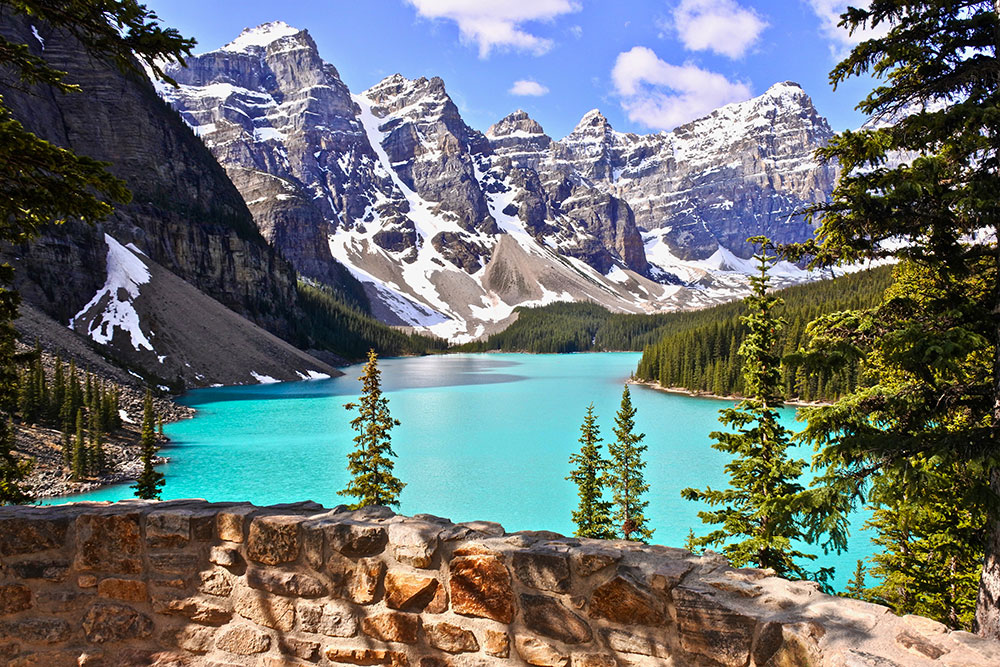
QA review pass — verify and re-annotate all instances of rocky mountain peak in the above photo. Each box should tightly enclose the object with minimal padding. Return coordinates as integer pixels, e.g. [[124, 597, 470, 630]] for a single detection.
[[573, 109, 612, 133], [487, 109, 547, 139], [221, 21, 305, 53]]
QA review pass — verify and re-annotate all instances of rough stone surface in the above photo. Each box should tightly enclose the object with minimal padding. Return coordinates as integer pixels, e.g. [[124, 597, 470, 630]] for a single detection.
[[75, 513, 142, 574], [232, 587, 296, 631], [588, 574, 665, 626], [513, 550, 571, 592], [361, 611, 421, 644], [0, 502, 997, 667], [246, 515, 300, 565], [82, 602, 154, 643], [485, 629, 510, 658], [449, 553, 515, 623], [387, 520, 440, 568], [97, 578, 147, 603], [425, 622, 479, 653], [215, 624, 271, 655], [384, 572, 439, 611], [0, 584, 32, 615]]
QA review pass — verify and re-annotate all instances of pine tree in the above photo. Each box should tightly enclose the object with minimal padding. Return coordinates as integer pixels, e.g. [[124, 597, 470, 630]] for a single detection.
[[50, 356, 64, 423], [607, 385, 652, 542], [340, 349, 404, 509], [777, 0, 1000, 636], [132, 390, 164, 500], [682, 239, 824, 581], [843, 560, 867, 601], [88, 398, 104, 475], [72, 408, 86, 480], [567, 404, 614, 539]]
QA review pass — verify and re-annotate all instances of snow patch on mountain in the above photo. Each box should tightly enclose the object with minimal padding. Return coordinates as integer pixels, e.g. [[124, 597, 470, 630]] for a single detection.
[[70, 234, 154, 352], [223, 21, 301, 53]]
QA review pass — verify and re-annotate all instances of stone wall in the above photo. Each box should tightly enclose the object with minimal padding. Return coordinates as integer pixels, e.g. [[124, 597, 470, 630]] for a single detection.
[[1, 501, 998, 666]]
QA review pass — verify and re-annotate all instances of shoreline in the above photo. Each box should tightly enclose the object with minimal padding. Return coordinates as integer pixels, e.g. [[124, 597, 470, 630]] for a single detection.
[[628, 378, 832, 408]]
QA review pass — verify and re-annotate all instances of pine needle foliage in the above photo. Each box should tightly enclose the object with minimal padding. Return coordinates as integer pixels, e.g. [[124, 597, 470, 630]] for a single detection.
[[608, 385, 653, 542], [682, 239, 824, 582], [567, 404, 615, 539], [340, 349, 404, 509], [132, 390, 164, 500]]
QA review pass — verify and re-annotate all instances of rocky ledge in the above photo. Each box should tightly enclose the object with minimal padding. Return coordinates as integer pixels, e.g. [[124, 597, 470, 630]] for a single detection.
[[0, 501, 997, 666]]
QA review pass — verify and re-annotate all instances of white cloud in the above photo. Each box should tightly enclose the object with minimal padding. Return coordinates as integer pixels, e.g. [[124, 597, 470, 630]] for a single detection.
[[806, 0, 890, 55], [611, 46, 751, 130], [509, 79, 550, 96], [403, 0, 581, 58], [671, 0, 767, 59]]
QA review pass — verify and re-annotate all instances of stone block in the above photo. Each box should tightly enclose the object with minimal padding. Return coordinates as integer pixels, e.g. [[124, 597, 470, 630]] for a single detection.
[[896, 631, 949, 660], [605, 629, 671, 659], [152, 593, 232, 625], [0, 584, 32, 615], [425, 622, 479, 653], [209, 546, 242, 568], [572, 655, 618, 667], [673, 585, 757, 667], [0, 617, 72, 643], [386, 520, 440, 567], [9, 559, 69, 581], [217, 506, 255, 543], [233, 586, 295, 631], [145, 511, 191, 548], [485, 629, 510, 658], [588, 574, 666, 626], [302, 521, 326, 570], [279, 636, 321, 661], [247, 515, 301, 565], [78, 574, 98, 588], [324, 648, 409, 666], [36, 589, 93, 613], [74, 513, 142, 574], [216, 624, 271, 655], [571, 549, 621, 577], [97, 578, 147, 603], [521, 593, 592, 644], [384, 571, 439, 611], [348, 558, 385, 604], [149, 552, 201, 575], [0, 517, 69, 556], [516, 635, 569, 667], [247, 567, 327, 598], [297, 600, 358, 637], [361, 611, 421, 644], [82, 602, 154, 643], [513, 549, 570, 592], [327, 522, 388, 557], [198, 568, 234, 597], [449, 554, 514, 623]]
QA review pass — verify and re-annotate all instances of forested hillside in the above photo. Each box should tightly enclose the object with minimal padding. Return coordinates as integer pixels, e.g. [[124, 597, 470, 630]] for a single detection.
[[635, 266, 892, 401]]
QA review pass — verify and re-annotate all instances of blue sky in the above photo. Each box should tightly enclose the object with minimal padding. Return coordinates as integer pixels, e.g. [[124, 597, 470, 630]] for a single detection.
[[145, 0, 881, 139]]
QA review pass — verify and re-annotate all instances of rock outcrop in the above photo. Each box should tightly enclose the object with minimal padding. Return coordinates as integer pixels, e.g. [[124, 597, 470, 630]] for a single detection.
[[1, 501, 997, 666], [0, 16, 338, 384]]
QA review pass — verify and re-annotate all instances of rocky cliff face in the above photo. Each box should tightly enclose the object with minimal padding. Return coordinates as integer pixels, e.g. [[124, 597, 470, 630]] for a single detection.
[[0, 17, 334, 385], [156, 22, 837, 341], [1, 501, 997, 666]]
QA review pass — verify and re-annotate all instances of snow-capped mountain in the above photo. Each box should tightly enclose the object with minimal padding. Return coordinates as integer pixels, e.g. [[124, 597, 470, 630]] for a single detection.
[[158, 21, 836, 340]]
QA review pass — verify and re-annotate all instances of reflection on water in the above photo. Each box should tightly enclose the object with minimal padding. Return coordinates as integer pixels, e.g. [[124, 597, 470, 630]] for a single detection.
[[183, 354, 526, 405]]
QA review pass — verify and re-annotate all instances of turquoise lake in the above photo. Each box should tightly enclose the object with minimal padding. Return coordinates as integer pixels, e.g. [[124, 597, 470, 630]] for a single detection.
[[54, 352, 874, 589]]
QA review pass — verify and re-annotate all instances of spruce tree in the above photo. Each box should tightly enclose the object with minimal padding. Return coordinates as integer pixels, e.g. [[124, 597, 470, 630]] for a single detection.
[[682, 239, 821, 581], [340, 349, 404, 509], [72, 408, 86, 480], [132, 390, 165, 500], [567, 404, 614, 539], [50, 356, 64, 423], [777, 0, 1000, 636], [88, 401, 104, 475], [843, 560, 867, 601], [607, 385, 652, 542]]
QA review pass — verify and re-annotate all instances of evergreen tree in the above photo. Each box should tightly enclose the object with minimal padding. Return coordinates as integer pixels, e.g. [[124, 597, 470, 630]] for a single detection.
[[843, 560, 867, 601], [132, 390, 164, 500], [50, 356, 64, 423], [777, 0, 1000, 636], [340, 349, 404, 509], [607, 385, 652, 542], [88, 398, 104, 475], [567, 404, 615, 539], [72, 408, 86, 480], [682, 239, 824, 581]]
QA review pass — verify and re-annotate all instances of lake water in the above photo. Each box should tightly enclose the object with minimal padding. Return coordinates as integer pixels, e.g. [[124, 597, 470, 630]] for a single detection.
[[55, 352, 874, 589]]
